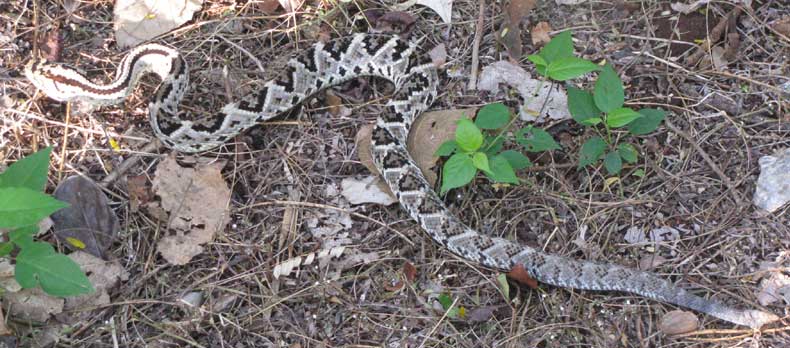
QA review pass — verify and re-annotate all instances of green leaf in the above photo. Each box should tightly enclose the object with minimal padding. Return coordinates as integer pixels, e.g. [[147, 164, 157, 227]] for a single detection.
[[9, 225, 38, 249], [484, 155, 519, 184], [546, 57, 600, 81], [435, 140, 457, 157], [628, 108, 667, 135], [604, 151, 623, 174], [633, 168, 646, 177], [539, 30, 573, 63], [516, 127, 561, 152], [440, 153, 477, 194], [0, 242, 13, 257], [567, 87, 601, 125], [578, 136, 607, 168], [593, 64, 624, 113], [606, 107, 643, 128], [497, 273, 510, 299], [0, 147, 52, 191], [618, 143, 638, 164], [499, 150, 532, 170], [527, 54, 548, 76], [582, 117, 603, 126], [0, 187, 68, 229], [475, 103, 511, 129], [455, 119, 483, 152], [484, 136, 505, 156], [15, 242, 94, 297], [471, 152, 491, 173], [438, 293, 453, 310]]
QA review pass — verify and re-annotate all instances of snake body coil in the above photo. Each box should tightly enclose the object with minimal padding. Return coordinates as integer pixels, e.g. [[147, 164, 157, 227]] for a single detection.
[[24, 34, 778, 328]]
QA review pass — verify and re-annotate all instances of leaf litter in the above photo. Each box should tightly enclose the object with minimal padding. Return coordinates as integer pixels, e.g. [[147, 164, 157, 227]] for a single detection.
[[151, 154, 231, 265]]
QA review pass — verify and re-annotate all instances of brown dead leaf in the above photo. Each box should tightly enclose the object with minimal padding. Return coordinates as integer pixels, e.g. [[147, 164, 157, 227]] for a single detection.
[[51, 176, 119, 260], [406, 109, 476, 186], [356, 125, 380, 176], [466, 305, 498, 323], [357, 109, 475, 187], [658, 310, 699, 335], [326, 91, 344, 116], [3, 288, 64, 322], [0, 308, 10, 336], [383, 280, 404, 292], [507, 264, 538, 289], [152, 154, 231, 265], [530, 22, 552, 46], [403, 261, 417, 283], [63, 252, 129, 320], [773, 16, 790, 38], [127, 174, 152, 213], [501, 0, 537, 60], [373, 11, 416, 34], [256, 0, 281, 14]]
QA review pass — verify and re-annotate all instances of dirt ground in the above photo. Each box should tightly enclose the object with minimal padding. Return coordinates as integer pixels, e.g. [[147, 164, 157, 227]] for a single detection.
[[1, 0, 789, 347]]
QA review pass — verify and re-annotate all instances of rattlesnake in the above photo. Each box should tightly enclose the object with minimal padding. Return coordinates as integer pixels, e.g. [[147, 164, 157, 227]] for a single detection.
[[24, 34, 778, 328]]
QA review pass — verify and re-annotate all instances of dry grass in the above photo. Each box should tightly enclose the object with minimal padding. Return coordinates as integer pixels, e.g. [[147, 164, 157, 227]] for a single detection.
[[1, 0, 789, 347]]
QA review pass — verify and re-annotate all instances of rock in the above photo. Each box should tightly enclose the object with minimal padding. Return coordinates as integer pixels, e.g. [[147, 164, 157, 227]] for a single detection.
[[753, 148, 790, 212]]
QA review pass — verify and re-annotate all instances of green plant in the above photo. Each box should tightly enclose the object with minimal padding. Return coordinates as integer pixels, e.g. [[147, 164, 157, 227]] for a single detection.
[[436, 31, 666, 192], [435, 103, 559, 193], [0, 147, 94, 297], [529, 31, 666, 174]]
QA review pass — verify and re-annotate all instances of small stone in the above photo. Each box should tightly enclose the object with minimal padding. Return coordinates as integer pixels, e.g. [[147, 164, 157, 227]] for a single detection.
[[753, 148, 790, 212]]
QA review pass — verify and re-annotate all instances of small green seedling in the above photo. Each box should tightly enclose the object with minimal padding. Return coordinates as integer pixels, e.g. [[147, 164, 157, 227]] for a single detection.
[[530, 31, 666, 175], [0, 147, 94, 297], [435, 103, 560, 194], [436, 30, 666, 192]]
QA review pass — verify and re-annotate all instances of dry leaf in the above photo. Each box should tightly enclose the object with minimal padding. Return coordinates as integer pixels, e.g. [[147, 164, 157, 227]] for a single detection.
[[531, 22, 552, 46], [0, 308, 10, 336], [127, 174, 153, 213], [466, 306, 498, 323], [710, 46, 727, 70], [429, 43, 447, 67], [51, 176, 119, 260], [500, 0, 536, 60], [341, 176, 397, 206], [406, 109, 476, 185], [152, 154, 231, 265], [374, 11, 416, 34], [403, 261, 417, 283], [756, 254, 790, 306], [3, 288, 64, 322], [772, 16, 790, 38], [507, 264, 538, 289], [357, 109, 473, 186], [400, 0, 452, 24], [114, 0, 204, 48], [383, 280, 404, 292], [478, 61, 570, 122], [63, 252, 129, 320], [325, 91, 344, 117], [256, 0, 281, 14], [658, 310, 699, 335]]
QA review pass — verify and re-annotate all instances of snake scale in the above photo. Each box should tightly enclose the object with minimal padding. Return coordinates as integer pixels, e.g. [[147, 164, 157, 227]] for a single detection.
[[24, 34, 778, 328]]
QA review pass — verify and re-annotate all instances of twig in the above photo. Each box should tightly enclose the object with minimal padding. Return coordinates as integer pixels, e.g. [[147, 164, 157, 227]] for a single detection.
[[467, 0, 485, 90], [251, 200, 415, 246], [663, 117, 739, 200], [99, 140, 162, 187]]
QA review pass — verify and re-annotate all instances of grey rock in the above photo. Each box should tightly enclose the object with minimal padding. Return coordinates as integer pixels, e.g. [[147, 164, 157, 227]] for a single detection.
[[754, 148, 790, 212]]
